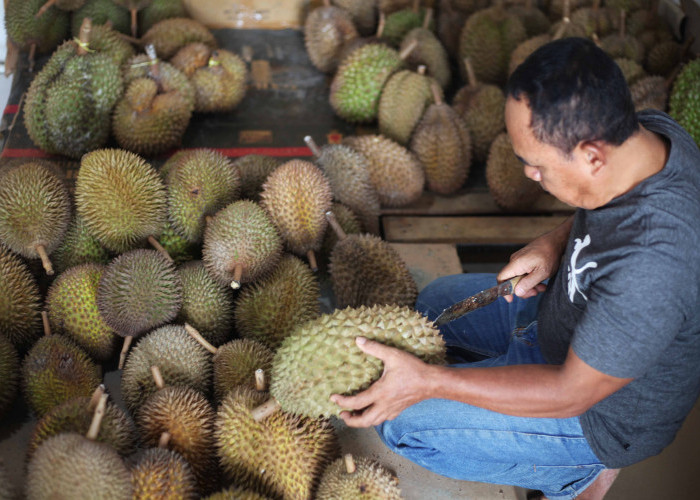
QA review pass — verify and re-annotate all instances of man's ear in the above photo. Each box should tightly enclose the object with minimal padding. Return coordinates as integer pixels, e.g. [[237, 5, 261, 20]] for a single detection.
[[579, 141, 606, 175]]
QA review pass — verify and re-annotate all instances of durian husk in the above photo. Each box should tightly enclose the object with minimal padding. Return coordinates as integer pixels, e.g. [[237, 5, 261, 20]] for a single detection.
[[0, 335, 19, 418], [232, 155, 282, 201], [400, 27, 452, 89], [138, 0, 189, 35], [486, 133, 543, 211], [202, 486, 271, 500], [332, 0, 376, 35], [316, 455, 402, 499], [216, 386, 339, 500], [304, 5, 359, 73], [378, 69, 437, 145], [131, 447, 198, 500], [615, 57, 646, 85], [190, 49, 249, 113], [271, 304, 445, 417], [630, 75, 668, 112], [452, 80, 505, 164], [52, 214, 110, 275], [669, 59, 700, 144], [140, 17, 216, 59], [213, 339, 274, 401], [5, 0, 70, 54]]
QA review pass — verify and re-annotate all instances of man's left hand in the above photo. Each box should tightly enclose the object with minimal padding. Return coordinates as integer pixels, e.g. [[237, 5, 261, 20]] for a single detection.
[[330, 337, 435, 428]]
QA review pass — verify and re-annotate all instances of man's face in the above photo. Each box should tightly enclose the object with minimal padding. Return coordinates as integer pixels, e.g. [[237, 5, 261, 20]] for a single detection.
[[504, 96, 594, 208]]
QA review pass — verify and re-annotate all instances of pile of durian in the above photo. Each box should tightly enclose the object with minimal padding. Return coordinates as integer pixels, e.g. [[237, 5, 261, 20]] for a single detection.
[[305, 0, 700, 209]]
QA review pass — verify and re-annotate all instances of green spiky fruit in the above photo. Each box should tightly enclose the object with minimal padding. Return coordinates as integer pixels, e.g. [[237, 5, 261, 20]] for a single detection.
[[234, 254, 320, 350], [121, 324, 212, 412], [157, 219, 200, 265], [170, 42, 211, 77], [344, 135, 424, 207], [669, 60, 700, 146], [260, 160, 332, 258], [316, 456, 401, 499], [165, 149, 241, 243], [189, 49, 249, 113], [131, 447, 198, 499], [233, 155, 281, 201], [71, 0, 131, 36], [509, 4, 551, 37], [24, 37, 124, 158], [178, 261, 234, 347], [203, 200, 283, 289], [378, 69, 437, 145], [453, 80, 505, 163], [569, 7, 616, 37], [314, 143, 381, 234], [304, 5, 358, 73], [0, 245, 43, 350], [271, 304, 445, 417], [509, 34, 550, 76], [320, 203, 362, 266], [203, 486, 271, 500], [52, 215, 110, 275], [615, 57, 646, 85], [411, 97, 472, 195], [137, 385, 219, 494], [645, 40, 681, 77], [47, 264, 118, 361], [216, 386, 339, 500], [141, 17, 216, 59], [28, 391, 137, 458], [76, 149, 167, 253], [97, 249, 182, 338], [400, 27, 452, 89], [0, 162, 70, 267], [330, 43, 404, 122], [486, 133, 543, 211], [26, 433, 133, 500], [0, 335, 19, 418], [331, 0, 376, 35], [22, 335, 101, 418], [547, 17, 587, 39], [138, 0, 188, 35], [547, 0, 589, 21], [87, 23, 136, 66], [329, 234, 418, 309], [124, 54, 196, 110], [5, 0, 70, 54], [382, 8, 433, 47], [601, 32, 644, 64], [631, 75, 667, 112], [213, 339, 274, 401], [459, 6, 527, 85]]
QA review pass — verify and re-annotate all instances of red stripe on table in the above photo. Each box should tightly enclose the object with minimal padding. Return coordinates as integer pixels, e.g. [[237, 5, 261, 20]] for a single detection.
[[4, 105, 19, 114]]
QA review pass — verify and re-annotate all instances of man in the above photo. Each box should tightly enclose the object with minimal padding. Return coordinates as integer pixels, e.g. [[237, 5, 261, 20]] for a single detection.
[[330, 38, 700, 499]]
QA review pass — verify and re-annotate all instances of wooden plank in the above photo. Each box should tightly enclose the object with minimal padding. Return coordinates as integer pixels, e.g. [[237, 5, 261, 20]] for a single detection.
[[380, 189, 573, 216], [383, 216, 570, 245], [389, 243, 463, 292]]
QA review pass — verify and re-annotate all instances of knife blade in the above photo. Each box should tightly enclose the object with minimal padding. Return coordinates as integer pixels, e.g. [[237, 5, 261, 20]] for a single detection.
[[433, 275, 524, 327]]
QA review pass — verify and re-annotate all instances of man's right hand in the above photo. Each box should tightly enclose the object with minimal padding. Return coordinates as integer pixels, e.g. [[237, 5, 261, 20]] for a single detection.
[[497, 216, 574, 301]]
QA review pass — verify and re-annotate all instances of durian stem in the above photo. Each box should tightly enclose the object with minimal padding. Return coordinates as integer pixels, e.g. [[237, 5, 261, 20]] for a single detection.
[[464, 58, 478, 89], [376, 12, 386, 38], [88, 385, 106, 412], [36, 244, 54, 276], [184, 323, 218, 355], [412, 0, 420, 14], [304, 135, 322, 158], [130, 8, 138, 38], [399, 39, 418, 60], [422, 8, 433, 29], [86, 394, 108, 441], [553, 18, 570, 41], [344, 453, 356, 474], [325, 211, 347, 240], [41, 311, 51, 336], [231, 263, 243, 290], [255, 369, 266, 391], [35, 0, 57, 19], [151, 365, 165, 390], [417, 65, 426, 75], [147, 235, 174, 263], [251, 398, 281, 422], [430, 82, 442, 105], [145, 44, 162, 82], [28, 44, 37, 73], [115, 32, 141, 45], [158, 432, 171, 448], [77, 17, 92, 56], [118, 336, 133, 370], [307, 250, 318, 272], [563, 0, 570, 20]]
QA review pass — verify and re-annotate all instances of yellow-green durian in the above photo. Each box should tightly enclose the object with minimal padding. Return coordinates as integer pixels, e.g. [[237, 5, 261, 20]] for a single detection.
[[141, 17, 216, 59], [316, 455, 402, 499], [52, 214, 110, 275], [131, 446, 199, 500], [212, 338, 274, 401]]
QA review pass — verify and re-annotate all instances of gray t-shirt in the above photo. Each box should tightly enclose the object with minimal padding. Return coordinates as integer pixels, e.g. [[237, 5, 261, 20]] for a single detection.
[[537, 110, 700, 469]]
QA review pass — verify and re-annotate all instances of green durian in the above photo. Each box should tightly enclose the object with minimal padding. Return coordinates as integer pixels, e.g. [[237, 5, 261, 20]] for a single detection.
[[630, 75, 667, 112], [645, 40, 681, 77], [141, 17, 216, 59], [5, 0, 69, 54], [131, 446, 198, 500], [71, 0, 131, 36], [382, 7, 433, 47], [316, 455, 401, 499], [669, 59, 700, 146], [232, 155, 281, 201], [189, 49, 249, 113], [509, 3, 551, 37], [615, 57, 646, 85], [157, 219, 200, 265], [52, 214, 110, 275], [211, 337, 274, 401], [138, 0, 188, 35], [87, 23, 135, 66], [203, 486, 271, 500], [400, 26, 452, 89]]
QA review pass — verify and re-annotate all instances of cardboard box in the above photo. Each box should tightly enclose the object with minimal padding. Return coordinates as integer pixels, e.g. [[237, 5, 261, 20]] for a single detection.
[[183, 0, 313, 29]]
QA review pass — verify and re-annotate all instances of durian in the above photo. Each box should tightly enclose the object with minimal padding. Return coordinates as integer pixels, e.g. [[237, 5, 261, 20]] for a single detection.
[[156, 219, 200, 265], [332, 0, 376, 35], [615, 57, 646, 85], [131, 433, 198, 500], [382, 2, 433, 47], [630, 75, 668, 112], [645, 40, 681, 77], [139, 0, 188, 35], [141, 17, 216, 59], [0, 335, 19, 418], [202, 200, 283, 289], [233, 155, 282, 201], [509, 0, 551, 37], [0, 461, 15, 500], [669, 59, 700, 145], [316, 454, 401, 499], [113, 0, 153, 37], [400, 21, 452, 89], [5, 0, 69, 59], [304, 2, 359, 73], [486, 133, 543, 210], [52, 214, 110, 275], [203, 486, 271, 500], [600, 10, 644, 63], [319, 202, 362, 268], [71, 0, 131, 36], [0, 162, 70, 276]]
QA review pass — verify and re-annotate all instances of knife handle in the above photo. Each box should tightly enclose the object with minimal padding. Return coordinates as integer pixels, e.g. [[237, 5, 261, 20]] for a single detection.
[[501, 275, 524, 296]]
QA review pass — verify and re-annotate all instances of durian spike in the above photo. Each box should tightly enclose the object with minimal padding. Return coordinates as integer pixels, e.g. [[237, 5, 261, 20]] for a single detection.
[[251, 398, 281, 422], [619, 9, 626, 38], [377, 12, 386, 38], [88, 384, 107, 412], [344, 454, 356, 474], [399, 39, 419, 60], [35, 0, 57, 19], [307, 250, 318, 272], [464, 58, 478, 89], [130, 8, 138, 38], [76, 17, 92, 57], [230, 263, 243, 290], [86, 393, 108, 441], [422, 8, 433, 29], [430, 82, 443, 105], [158, 432, 171, 448], [325, 211, 348, 241], [412, 0, 420, 13], [184, 323, 218, 355], [41, 310, 51, 336], [553, 18, 570, 41], [147, 236, 174, 263], [304, 135, 322, 158], [35, 244, 54, 275], [255, 369, 266, 391], [417, 65, 426, 75], [118, 336, 133, 370], [151, 365, 165, 390], [28, 44, 37, 73]]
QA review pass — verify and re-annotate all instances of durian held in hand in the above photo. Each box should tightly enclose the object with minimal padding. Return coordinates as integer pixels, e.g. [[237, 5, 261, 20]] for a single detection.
[[252, 304, 446, 421]]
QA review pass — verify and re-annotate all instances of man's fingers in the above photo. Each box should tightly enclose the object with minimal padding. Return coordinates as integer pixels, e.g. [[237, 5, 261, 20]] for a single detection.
[[354, 336, 395, 361], [331, 385, 377, 411], [338, 406, 384, 428]]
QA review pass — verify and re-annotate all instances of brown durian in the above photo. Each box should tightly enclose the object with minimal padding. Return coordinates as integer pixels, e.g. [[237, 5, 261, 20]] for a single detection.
[[486, 133, 543, 211]]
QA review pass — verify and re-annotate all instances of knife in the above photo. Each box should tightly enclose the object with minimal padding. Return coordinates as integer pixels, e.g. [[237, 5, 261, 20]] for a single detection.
[[433, 275, 524, 327]]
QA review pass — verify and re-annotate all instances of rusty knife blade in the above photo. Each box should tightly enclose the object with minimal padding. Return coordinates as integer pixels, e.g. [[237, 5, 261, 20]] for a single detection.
[[433, 276, 523, 327]]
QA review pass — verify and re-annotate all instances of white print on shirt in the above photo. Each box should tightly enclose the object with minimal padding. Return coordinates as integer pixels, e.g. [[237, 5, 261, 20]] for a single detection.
[[567, 234, 598, 303]]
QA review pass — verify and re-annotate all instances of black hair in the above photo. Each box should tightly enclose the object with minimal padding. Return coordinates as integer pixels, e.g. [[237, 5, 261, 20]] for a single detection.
[[506, 37, 639, 155]]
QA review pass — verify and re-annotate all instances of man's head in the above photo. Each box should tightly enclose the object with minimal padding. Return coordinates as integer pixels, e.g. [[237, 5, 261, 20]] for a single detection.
[[504, 38, 640, 208]]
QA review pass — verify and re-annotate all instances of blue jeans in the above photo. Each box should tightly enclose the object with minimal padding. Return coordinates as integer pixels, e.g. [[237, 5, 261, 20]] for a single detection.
[[376, 274, 606, 499]]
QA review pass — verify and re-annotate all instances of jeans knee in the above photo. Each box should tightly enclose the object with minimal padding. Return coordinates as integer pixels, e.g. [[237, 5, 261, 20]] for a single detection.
[[375, 417, 405, 452]]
